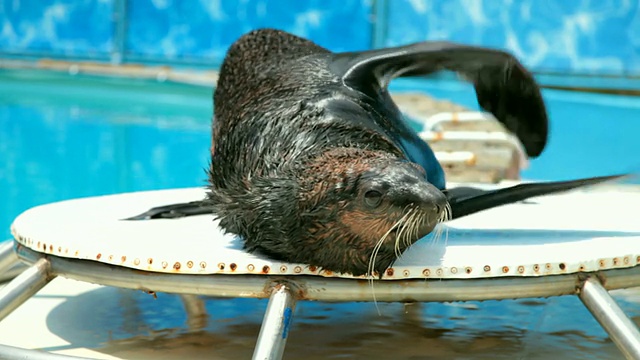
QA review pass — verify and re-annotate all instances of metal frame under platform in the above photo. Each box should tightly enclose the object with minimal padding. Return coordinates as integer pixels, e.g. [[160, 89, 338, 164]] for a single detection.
[[1, 241, 640, 360]]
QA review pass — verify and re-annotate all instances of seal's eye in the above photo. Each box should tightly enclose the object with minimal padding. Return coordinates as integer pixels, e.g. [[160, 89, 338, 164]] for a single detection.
[[363, 190, 383, 208]]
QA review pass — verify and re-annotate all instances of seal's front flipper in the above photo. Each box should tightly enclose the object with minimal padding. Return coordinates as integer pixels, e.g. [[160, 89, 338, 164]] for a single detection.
[[445, 174, 627, 219], [331, 42, 548, 157], [123, 200, 213, 220]]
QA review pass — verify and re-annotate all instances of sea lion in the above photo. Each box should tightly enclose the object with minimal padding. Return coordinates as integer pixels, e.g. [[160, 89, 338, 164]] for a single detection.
[[127, 29, 623, 276]]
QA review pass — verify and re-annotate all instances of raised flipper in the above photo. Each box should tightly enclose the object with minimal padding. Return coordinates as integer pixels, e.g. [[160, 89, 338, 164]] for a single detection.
[[445, 174, 628, 219], [330, 42, 548, 157], [123, 200, 213, 220]]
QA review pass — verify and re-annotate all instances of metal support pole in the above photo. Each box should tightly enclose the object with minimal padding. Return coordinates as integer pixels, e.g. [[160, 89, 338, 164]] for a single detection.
[[0, 241, 18, 274], [0, 258, 54, 321], [578, 277, 640, 360], [180, 294, 208, 331], [252, 283, 298, 360]]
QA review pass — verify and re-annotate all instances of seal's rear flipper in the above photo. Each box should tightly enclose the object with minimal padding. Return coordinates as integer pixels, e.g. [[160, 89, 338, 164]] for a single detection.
[[331, 42, 548, 157], [445, 174, 628, 219], [123, 200, 212, 220]]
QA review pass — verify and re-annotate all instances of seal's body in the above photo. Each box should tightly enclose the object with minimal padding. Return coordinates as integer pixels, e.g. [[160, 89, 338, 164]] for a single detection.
[[128, 29, 623, 276]]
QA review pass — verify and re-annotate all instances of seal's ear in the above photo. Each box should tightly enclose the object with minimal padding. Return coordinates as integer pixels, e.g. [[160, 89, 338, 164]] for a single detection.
[[330, 42, 548, 158]]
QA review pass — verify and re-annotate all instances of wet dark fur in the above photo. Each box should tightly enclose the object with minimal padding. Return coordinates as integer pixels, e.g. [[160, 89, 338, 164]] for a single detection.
[[127, 29, 625, 276], [209, 31, 418, 275]]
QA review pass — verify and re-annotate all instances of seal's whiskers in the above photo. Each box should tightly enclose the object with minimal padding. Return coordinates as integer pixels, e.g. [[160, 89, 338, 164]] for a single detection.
[[443, 201, 452, 245], [395, 207, 416, 258], [429, 200, 451, 246], [368, 210, 412, 314], [410, 208, 425, 245]]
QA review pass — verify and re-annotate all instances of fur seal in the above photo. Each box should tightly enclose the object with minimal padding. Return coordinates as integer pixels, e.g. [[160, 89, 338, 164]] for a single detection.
[[127, 29, 624, 276]]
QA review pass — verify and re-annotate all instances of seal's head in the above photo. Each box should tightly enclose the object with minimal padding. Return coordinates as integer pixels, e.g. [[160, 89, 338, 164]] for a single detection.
[[291, 148, 449, 276], [221, 148, 449, 275]]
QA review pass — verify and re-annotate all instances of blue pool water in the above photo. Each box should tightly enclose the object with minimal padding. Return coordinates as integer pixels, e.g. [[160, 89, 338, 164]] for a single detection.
[[1, 69, 639, 358], [0, 69, 212, 240], [3, 69, 640, 241]]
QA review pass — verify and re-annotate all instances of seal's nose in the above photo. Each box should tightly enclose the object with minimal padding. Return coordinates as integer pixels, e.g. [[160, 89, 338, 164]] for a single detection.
[[414, 182, 448, 214]]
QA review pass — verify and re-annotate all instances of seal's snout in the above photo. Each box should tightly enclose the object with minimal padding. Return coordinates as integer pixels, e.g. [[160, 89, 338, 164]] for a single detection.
[[380, 162, 448, 214], [413, 183, 448, 213]]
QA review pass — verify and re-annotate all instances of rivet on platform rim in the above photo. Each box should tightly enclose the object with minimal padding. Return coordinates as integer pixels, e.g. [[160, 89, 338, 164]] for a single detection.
[[502, 266, 509, 273], [280, 265, 287, 273], [483, 265, 491, 272], [134, 258, 140, 266], [545, 263, 552, 270], [173, 262, 181, 270], [121, 256, 127, 262], [294, 266, 302, 273], [517, 266, 524, 274], [147, 258, 153, 265], [218, 263, 225, 270], [465, 267, 472, 274], [308, 265, 317, 272], [450, 267, 458, 274], [423, 269, 430, 276], [599, 259, 606, 268], [230, 263, 237, 271], [386, 268, 394, 276], [108, 255, 113, 261], [613, 257, 620, 266], [559, 263, 566, 270], [96, 253, 102, 260], [624, 257, 630, 265], [262, 265, 270, 273], [162, 261, 168, 269], [200, 261, 207, 269], [187, 261, 193, 268], [533, 264, 540, 272], [403, 270, 410, 277], [436, 268, 443, 276], [247, 264, 254, 271]]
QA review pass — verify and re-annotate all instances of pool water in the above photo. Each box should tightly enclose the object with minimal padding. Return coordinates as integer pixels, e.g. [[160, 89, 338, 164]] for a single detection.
[[3, 69, 640, 241], [0, 69, 212, 240], [41, 286, 640, 359], [1, 68, 639, 359]]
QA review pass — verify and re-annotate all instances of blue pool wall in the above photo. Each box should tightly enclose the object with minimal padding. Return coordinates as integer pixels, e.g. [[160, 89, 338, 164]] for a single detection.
[[2, 0, 640, 77]]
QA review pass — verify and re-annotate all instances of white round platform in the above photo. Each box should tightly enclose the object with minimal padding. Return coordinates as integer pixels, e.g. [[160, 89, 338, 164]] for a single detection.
[[10, 184, 640, 280]]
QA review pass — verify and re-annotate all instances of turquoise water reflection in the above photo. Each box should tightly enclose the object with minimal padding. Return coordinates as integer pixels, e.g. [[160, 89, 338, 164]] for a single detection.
[[1, 68, 639, 358], [3, 69, 640, 239], [44, 286, 640, 359], [3, 70, 640, 240], [0, 69, 212, 239]]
